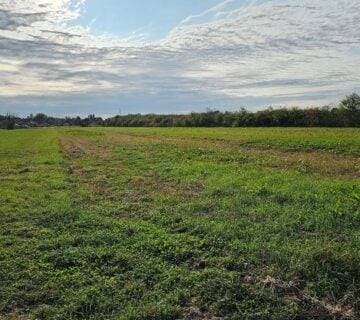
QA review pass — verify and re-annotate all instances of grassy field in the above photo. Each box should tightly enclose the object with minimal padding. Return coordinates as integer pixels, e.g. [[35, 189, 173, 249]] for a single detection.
[[0, 127, 359, 319]]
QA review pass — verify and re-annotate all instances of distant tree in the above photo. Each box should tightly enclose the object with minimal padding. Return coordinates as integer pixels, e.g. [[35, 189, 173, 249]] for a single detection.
[[340, 93, 360, 111], [33, 113, 47, 124], [5, 113, 16, 130], [74, 116, 82, 126]]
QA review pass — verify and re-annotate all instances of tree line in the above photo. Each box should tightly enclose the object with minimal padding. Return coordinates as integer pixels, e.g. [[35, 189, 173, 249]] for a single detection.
[[105, 93, 360, 128], [1, 93, 359, 129], [0, 113, 103, 130]]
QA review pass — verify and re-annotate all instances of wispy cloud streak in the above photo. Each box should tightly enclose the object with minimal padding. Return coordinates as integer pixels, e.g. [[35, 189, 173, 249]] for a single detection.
[[0, 0, 360, 115]]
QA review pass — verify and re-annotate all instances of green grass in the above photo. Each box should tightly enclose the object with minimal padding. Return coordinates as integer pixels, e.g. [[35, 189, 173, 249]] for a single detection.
[[0, 127, 359, 319], [98, 127, 360, 155]]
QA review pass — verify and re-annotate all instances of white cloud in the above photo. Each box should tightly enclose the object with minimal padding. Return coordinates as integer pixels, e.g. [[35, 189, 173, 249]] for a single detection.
[[179, 0, 235, 25], [0, 0, 360, 115]]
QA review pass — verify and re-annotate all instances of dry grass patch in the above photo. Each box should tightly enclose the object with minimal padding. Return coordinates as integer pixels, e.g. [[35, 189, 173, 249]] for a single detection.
[[106, 132, 359, 179], [244, 273, 357, 320], [58, 135, 112, 160]]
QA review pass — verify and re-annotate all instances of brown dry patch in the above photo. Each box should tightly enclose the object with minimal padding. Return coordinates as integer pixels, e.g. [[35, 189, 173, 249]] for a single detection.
[[58, 135, 112, 160], [72, 167, 97, 177], [58, 135, 82, 159], [130, 175, 204, 199], [244, 274, 357, 319], [71, 170, 114, 198], [106, 133, 359, 179], [58, 135, 116, 198], [159, 182, 205, 198], [84, 175, 113, 196], [266, 150, 359, 178], [183, 303, 224, 320], [122, 190, 146, 202], [106, 133, 145, 145], [0, 315, 28, 320], [305, 296, 356, 319], [106, 133, 165, 149]]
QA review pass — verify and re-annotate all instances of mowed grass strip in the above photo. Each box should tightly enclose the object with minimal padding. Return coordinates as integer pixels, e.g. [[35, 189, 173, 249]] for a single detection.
[[103, 131, 359, 179], [0, 128, 359, 320], [95, 127, 360, 156]]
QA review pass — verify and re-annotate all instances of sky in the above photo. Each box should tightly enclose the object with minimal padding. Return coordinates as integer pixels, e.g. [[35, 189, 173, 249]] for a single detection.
[[0, 0, 360, 117]]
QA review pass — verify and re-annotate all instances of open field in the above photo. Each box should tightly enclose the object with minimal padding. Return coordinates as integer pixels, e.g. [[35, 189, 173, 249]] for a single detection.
[[0, 127, 359, 319]]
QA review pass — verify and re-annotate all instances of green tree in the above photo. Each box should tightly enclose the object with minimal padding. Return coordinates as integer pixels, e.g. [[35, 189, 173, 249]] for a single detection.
[[33, 113, 47, 124], [340, 93, 360, 111], [5, 113, 16, 130]]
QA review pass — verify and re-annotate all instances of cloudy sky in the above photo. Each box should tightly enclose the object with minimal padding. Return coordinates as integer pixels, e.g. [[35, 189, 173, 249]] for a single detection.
[[0, 0, 360, 117]]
